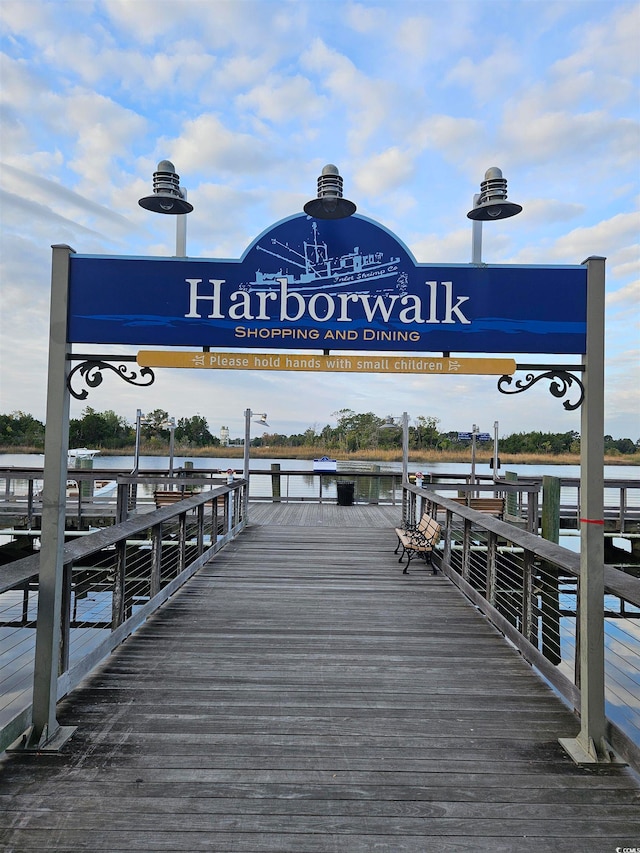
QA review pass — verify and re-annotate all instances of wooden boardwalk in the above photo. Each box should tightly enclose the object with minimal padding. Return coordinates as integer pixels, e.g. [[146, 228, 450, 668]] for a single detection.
[[1, 504, 639, 851]]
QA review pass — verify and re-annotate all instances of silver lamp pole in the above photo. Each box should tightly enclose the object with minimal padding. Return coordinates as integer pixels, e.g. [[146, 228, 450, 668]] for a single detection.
[[133, 409, 143, 474], [492, 420, 500, 480], [243, 409, 269, 519], [401, 411, 409, 485], [381, 413, 409, 485]]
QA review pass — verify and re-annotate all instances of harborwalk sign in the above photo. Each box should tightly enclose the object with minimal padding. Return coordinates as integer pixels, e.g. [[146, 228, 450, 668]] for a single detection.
[[68, 213, 588, 363]]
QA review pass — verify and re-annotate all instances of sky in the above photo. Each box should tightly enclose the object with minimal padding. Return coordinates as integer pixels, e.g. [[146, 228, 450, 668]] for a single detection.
[[1, 0, 639, 444]]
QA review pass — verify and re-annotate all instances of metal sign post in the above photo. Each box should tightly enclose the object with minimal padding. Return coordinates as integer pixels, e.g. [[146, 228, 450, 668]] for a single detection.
[[21, 246, 76, 751], [559, 256, 613, 764]]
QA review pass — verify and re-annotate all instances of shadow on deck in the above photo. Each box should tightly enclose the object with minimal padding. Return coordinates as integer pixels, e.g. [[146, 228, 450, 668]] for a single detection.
[[1, 504, 639, 851]]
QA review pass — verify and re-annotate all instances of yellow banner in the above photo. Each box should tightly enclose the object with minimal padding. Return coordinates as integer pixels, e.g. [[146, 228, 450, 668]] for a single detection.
[[137, 351, 516, 376]]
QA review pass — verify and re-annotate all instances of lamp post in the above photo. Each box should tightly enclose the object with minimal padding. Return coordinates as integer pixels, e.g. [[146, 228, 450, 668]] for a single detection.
[[138, 160, 193, 257], [381, 412, 409, 484], [492, 420, 500, 480], [467, 167, 522, 264], [243, 409, 269, 518], [159, 416, 176, 487], [133, 409, 144, 475], [470, 424, 479, 496], [130, 409, 152, 510]]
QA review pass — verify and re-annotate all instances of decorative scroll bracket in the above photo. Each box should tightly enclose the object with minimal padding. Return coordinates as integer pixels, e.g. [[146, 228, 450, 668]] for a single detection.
[[67, 356, 155, 400], [497, 366, 585, 411]]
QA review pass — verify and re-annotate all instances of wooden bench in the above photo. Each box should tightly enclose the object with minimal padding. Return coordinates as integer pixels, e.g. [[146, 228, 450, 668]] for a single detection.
[[448, 497, 505, 518], [154, 490, 225, 511], [394, 512, 441, 574], [154, 490, 187, 508]]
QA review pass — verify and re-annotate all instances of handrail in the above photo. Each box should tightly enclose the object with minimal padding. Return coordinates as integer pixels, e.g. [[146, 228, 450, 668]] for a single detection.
[[423, 489, 640, 606], [0, 481, 246, 753], [405, 484, 640, 769]]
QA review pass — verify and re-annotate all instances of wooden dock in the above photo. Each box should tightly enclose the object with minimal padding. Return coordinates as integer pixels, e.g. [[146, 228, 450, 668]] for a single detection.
[[1, 504, 639, 851]]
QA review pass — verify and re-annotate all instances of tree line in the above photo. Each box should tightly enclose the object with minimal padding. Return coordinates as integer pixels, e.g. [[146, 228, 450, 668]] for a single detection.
[[1, 408, 638, 457], [0, 408, 218, 450]]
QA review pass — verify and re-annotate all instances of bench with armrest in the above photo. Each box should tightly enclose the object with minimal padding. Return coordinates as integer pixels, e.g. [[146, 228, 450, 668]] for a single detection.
[[394, 511, 442, 574]]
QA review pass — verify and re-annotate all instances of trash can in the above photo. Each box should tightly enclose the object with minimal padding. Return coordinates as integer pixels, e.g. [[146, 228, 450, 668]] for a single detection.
[[336, 481, 355, 506]]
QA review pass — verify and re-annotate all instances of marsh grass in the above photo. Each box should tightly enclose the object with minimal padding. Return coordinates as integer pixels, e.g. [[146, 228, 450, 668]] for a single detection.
[[2, 444, 637, 466]]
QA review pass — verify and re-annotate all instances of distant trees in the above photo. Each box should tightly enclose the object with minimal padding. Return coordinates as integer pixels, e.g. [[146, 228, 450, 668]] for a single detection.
[[176, 415, 217, 447], [499, 430, 581, 455], [605, 435, 639, 456], [0, 409, 637, 456], [0, 411, 45, 447], [69, 407, 131, 449]]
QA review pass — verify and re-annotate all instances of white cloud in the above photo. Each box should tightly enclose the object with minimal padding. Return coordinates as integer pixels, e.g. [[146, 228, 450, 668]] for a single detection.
[[214, 53, 278, 94], [410, 115, 482, 164], [166, 114, 278, 176], [445, 41, 523, 103], [1, 0, 60, 37], [519, 198, 585, 226], [408, 228, 469, 265], [1, 51, 49, 108], [555, 4, 640, 80], [103, 0, 205, 45], [353, 147, 416, 196], [502, 105, 637, 169], [607, 280, 640, 310], [344, 2, 387, 34], [546, 212, 640, 267], [300, 37, 397, 153], [237, 75, 327, 124], [393, 14, 434, 67]]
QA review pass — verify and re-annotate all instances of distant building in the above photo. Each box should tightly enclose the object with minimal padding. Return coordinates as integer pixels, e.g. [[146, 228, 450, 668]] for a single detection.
[[220, 426, 230, 446]]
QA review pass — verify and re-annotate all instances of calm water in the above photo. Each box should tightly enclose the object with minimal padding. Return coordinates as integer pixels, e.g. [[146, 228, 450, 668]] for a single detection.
[[1, 451, 638, 479]]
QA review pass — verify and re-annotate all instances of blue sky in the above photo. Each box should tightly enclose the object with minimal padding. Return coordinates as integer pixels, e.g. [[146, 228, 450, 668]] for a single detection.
[[1, 0, 638, 443]]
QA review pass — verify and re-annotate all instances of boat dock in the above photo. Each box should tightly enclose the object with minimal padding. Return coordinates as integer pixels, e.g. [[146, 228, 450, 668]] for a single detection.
[[1, 501, 640, 851]]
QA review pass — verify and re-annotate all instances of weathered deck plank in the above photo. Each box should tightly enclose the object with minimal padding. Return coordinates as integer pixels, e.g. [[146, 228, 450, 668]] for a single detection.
[[1, 504, 639, 851]]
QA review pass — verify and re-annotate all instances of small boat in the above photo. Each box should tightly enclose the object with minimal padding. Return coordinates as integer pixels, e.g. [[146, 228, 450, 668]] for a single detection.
[[68, 448, 101, 462]]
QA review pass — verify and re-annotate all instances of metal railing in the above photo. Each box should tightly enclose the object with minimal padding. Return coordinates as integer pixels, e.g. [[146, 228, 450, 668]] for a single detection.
[[404, 485, 640, 769], [1, 466, 638, 531], [0, 481, 245, 753]]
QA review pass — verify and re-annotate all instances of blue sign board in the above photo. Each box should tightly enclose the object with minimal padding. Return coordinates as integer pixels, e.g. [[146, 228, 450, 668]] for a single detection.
[[68, 213, 587, 354]]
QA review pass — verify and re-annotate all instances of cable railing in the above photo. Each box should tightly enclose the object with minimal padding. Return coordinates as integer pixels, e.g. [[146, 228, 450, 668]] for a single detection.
[[1, 467, 638, 533], [0, 481, 245, 753], [404, 485, 640, 768]]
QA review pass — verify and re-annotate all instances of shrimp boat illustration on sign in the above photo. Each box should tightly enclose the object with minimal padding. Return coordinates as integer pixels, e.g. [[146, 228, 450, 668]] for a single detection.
[[249, 221, 403, 293]]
